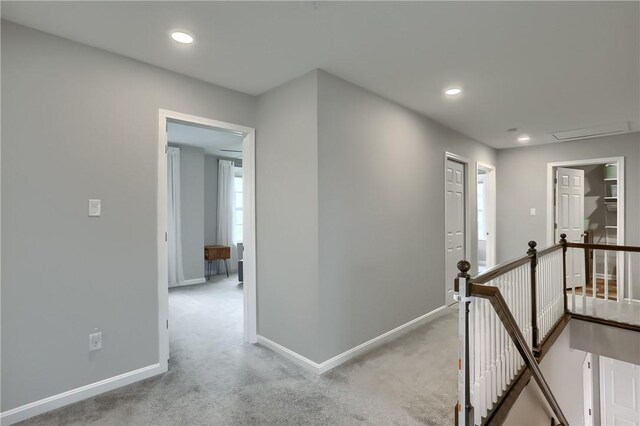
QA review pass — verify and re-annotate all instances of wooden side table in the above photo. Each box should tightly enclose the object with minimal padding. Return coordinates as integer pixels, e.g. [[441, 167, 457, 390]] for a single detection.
[[204, 245, 231, 280]]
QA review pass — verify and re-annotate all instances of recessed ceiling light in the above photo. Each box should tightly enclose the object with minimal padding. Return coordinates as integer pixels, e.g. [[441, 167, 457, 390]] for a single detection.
[[518, 135, 531, 143], [171, 31, 194, 44], [444, 87, 462, 96]]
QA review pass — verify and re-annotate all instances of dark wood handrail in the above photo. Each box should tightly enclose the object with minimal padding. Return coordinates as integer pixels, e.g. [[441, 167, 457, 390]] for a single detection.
[[537, 244, 563, 257], [470, 244, 562, 285], [566, 241, 640, 253], [471, 255, 532, 284], [469, 283, 569, 426]]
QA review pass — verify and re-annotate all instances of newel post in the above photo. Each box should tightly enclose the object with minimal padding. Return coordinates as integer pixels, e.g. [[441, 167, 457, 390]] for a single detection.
[[528, 241, 539, 350], [560, 233, 568, 312], [455, 260, 474, 426]]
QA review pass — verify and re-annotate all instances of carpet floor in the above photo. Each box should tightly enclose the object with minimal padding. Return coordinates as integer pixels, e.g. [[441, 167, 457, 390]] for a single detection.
[[19, 275, 458, 425]]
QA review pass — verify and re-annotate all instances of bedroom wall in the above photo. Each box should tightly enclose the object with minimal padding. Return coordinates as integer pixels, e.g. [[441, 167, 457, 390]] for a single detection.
[[204, 155, 219, 246], [168, 144, 205, 284]]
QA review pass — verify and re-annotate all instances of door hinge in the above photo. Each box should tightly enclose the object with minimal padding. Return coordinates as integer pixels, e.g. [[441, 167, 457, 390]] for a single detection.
[[588, 361, 591, 368], [165, 232, 168, 241], [588, 408, 591, 416], [554, 177, 558, 184], [165, 145, 168, 154], [166, 319, 169, 329], [554, 223, 558, 229]]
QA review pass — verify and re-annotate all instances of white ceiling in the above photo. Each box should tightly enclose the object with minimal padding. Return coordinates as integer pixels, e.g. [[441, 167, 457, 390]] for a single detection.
[[167, 120, 244, 158], [3, 1, 639, 149]]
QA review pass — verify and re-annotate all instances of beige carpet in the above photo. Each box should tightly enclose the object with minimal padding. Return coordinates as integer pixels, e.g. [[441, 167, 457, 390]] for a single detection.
[[19, 275, 458, 425]]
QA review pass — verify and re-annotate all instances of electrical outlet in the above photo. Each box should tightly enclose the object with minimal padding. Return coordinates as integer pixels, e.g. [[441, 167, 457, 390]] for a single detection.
[[530, 208, 536, 216], [89, 331, 102, 351]]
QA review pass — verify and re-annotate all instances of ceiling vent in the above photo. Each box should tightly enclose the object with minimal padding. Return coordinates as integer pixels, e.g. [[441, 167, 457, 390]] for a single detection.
[[550, 122, 629, 141]]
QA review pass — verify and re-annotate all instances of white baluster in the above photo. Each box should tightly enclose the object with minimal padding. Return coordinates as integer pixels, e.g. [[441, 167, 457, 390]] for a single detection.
[[593, 249, 597, 299], [629, 252, 633, 301], [490, 304, 497, 404], [604, 250, 609, 301]]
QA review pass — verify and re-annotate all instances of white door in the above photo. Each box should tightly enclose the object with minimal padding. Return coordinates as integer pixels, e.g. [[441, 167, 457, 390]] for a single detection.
[[601, 356, 640, 425], [446, 159, 466, 303], [555, 167, 584, 288]]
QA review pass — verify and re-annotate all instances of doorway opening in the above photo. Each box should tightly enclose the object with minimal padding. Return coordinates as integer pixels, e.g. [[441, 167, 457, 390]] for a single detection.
[[547, 157, 625, 297], [476, 162, 496, 273], [158, 110, 256, 370], [445, 152, 470, 305]]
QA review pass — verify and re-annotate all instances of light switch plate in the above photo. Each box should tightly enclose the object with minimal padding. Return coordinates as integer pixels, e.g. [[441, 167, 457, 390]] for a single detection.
[[89, 199, 101, 217], [530, 208, 536, 216]]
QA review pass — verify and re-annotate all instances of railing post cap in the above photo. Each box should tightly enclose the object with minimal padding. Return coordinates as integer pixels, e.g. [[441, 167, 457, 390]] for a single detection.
[[528, 241, 537, 249], [457, 260, 471, 278], [560, 233, 567, 243]]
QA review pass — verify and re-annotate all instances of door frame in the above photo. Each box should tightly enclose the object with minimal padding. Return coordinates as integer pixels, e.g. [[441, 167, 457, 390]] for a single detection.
[[476, 162, 497, 269], [583, 353, 594, 426], [546, 156, 625, 287], [444, 152, 471, 304], [157, 109, 257, 369]]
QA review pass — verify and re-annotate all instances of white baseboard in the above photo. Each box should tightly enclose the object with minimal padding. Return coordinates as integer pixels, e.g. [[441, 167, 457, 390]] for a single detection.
[[168, 277, 206, 288], [0, 363, 165, 426], [258, 305, 449, 375], [257, 336, 323, 373]]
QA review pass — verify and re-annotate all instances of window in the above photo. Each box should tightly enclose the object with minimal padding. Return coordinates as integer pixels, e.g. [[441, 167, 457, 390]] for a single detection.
[[234, 167, 243, 243]]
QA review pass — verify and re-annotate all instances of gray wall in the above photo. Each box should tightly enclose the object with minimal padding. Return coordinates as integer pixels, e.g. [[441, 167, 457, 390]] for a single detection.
[[204, 155, 219, 246], [169, 144, 205, 283], [497, 132, 640, 260], [505, 325, 586, 425], [496, 132, 640, 296], [1, 21, 256, 411], [316, 71, 496, 362], [256, 70, 321, 361]]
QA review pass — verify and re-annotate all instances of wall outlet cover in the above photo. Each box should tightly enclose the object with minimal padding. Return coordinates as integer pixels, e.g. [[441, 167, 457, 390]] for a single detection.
[[89, 331, 102, 351]]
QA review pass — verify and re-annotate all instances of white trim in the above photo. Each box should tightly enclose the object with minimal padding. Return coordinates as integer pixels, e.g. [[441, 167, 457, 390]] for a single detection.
[[169, 277, 206, 288], [258, 305, 449, 375], [444, 152, 471, 304], [476, 162, 497, 269], [158, 109, 258, 365], [241, 131, 257, 343], [0, 364, 164, 426], [583, 354, 594, 426], [546, 157, 625, 287], [256, 336, 322, 373]]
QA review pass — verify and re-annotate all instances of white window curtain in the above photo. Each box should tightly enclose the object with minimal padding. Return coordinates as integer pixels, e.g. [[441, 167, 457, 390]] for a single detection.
[[167, 147, 185, 286], [217, 159, 238, 272]]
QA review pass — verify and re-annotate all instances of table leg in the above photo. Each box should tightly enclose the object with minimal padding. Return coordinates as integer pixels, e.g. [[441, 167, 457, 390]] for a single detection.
[[224, 259, 229, 278]]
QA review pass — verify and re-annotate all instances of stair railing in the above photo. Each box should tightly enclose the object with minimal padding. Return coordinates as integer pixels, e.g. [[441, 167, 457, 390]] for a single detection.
[[455, 240, 568, 426]]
